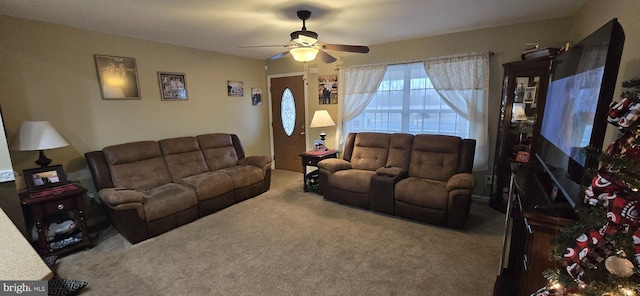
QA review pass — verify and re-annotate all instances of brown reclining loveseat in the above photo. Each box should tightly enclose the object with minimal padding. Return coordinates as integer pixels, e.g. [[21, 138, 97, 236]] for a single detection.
[[85, 133, 272, 243], [318, 132, 475, 229]]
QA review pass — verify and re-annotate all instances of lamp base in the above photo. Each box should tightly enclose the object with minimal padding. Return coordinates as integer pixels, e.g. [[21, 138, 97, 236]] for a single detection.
[[35, 150, 52, 168], [319, 130, 326, 141]]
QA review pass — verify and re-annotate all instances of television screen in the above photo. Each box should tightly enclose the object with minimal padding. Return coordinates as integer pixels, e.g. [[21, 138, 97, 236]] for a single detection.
[[540, 66, 604, 166], [535, 18, 624, 208]]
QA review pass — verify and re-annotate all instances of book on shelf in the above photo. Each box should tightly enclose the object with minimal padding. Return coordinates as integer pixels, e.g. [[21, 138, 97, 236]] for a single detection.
[[521, 47, 560, 60]]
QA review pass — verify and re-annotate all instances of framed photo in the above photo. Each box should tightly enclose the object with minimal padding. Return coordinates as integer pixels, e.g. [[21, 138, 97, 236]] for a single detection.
[[319, 75, 338, 104], [251, 88, 263, 106], [523, 86, 537, 103], [94, 54, 140, 100], [515, 151, 530, 163], [23, 165, 67, 192], [313, 140, 326, 152], [158, 72, 188, 100], [228, 81, 244, 97]]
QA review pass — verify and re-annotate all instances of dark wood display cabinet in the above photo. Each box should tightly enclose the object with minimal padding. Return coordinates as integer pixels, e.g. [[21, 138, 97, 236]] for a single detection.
[[490, 57, 554, 210], [494, 164, 577, 296]]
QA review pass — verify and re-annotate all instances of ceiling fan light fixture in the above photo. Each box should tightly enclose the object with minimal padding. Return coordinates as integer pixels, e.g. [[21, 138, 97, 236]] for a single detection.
[[290, 47, 319, 62]]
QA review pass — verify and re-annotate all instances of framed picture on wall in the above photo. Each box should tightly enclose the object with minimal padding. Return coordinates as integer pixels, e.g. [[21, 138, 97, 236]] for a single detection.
[[158, 72, 188, 100], [251, 88, 263, 106], [228, 81, 244, 97], [23, 165, 67, 192], [94, 54, 141, 100], [318, 75, 338, 104]]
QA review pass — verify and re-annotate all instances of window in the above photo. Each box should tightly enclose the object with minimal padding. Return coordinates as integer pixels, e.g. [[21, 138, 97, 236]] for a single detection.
[[281, 88, 296, 137], [347, 62, 469, 138]]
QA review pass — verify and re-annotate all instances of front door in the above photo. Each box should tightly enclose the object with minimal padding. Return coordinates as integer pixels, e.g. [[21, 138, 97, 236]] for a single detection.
[[270, 75, 306, 172]]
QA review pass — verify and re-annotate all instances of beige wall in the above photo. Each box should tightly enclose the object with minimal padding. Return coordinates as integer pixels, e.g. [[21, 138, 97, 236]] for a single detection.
[[0, 16, 271, 195]]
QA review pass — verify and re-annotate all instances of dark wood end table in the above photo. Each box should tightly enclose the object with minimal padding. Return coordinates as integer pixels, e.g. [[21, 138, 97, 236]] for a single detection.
[[19, 183, 93, 256], [299, 149, 339, 192]]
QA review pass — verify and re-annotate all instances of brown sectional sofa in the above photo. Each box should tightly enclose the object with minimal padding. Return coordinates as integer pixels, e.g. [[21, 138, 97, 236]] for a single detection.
[[318, 132, 476, 229], [85, 133, 272, 243]]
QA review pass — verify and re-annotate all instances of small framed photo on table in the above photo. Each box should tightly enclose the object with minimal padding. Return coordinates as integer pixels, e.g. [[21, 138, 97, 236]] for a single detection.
[[23, 165, 67, 192]]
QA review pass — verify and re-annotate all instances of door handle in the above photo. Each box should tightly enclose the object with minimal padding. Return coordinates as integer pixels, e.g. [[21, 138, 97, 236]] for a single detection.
[[301, 131, 305, 135]]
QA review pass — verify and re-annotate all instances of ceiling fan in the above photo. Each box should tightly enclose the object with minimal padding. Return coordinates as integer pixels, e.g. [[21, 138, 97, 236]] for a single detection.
[[239, 10, 369, 63]]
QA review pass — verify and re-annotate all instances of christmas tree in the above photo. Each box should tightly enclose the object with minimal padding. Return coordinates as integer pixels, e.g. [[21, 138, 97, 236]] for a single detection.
[[534, 78, 640, 296]]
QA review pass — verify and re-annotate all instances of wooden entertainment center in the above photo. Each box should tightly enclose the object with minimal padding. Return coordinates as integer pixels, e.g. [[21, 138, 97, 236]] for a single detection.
[[494, 163, 578, 296]]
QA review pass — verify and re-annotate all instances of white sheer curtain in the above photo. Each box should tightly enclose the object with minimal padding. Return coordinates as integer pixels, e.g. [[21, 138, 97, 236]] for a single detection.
[[336, 64, 387, 148], [423, 52, 490, 171]]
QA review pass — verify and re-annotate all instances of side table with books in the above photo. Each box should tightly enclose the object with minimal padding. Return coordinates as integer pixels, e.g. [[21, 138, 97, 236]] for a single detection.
[[19, 183, 93, 256], [299, 149, 339, 193]]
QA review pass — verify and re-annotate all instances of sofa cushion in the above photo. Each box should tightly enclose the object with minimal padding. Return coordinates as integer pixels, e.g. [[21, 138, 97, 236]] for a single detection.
[[197, 133, 240, 171], [350, 133, 391, 171], [408, 135, 461, 181], [142, 183, 198, 222], [159, 137, 209, 181], [103, 141, 172, 191], [176, 172, 234, 201], [332, 169, 376, 193], [386, 133, 414, 170], [395, 177, 448, 209], [218, 165, 264, 189]]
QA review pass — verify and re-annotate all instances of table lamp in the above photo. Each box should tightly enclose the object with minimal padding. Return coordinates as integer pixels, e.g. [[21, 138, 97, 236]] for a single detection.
[[310, 110, 335, 141], [10, 121, 69, 167]]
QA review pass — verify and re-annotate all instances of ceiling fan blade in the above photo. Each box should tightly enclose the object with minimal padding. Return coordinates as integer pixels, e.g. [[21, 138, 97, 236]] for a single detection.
[[322, 44, 370, 53], [238, 45, 288, 48], [267, 51, 290, 61], [317, 50, 337, 63]]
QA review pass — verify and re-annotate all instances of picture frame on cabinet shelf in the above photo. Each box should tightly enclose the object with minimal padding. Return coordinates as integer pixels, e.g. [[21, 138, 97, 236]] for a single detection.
[[523, 86, 537, 103], [23, 165, 67, 192], [94, 54, 140, 100], [158, 72, 188, 101]]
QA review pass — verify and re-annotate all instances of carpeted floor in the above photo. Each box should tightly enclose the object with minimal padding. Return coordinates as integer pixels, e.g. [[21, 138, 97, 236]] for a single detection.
[[56, 169, 505, 295]]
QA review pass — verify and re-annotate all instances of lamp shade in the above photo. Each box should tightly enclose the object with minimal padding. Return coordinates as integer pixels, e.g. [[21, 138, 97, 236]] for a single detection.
[[290, 47, 319, 62], [310, 110, 336, 128], [10, 121, 69, 151]]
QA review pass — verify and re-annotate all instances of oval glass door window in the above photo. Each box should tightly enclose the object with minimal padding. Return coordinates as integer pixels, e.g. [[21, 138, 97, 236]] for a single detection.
[[281, 88, 296, 136]]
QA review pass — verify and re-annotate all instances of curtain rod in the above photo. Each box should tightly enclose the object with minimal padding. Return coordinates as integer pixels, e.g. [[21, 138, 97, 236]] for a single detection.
[[335, 51, 494, 71]]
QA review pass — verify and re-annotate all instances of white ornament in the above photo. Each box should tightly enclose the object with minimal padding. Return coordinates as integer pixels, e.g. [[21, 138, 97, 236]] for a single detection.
[[605, 255, 635, 277]]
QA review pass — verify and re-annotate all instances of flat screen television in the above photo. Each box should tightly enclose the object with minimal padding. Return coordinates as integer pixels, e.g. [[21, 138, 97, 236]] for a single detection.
[[535, 18, 625, 208]]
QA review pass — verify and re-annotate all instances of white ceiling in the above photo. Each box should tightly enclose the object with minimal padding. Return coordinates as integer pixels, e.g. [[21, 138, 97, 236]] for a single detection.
[[0, 0, 588, 60]]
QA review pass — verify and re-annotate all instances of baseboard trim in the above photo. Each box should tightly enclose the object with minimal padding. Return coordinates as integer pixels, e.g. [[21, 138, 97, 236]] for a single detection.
[[472, 195, 491, 203]]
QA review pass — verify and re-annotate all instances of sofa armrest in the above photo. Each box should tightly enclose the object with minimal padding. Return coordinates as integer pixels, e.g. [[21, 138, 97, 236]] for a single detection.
[[99, 188, 145, 207], [239, 155, 272, 168], [85, 151, 115, 192], [375, 166, 407, 179], [445, 173, 476, 191], [317, 158, 352, 173], [99, 188, 147, 221]]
